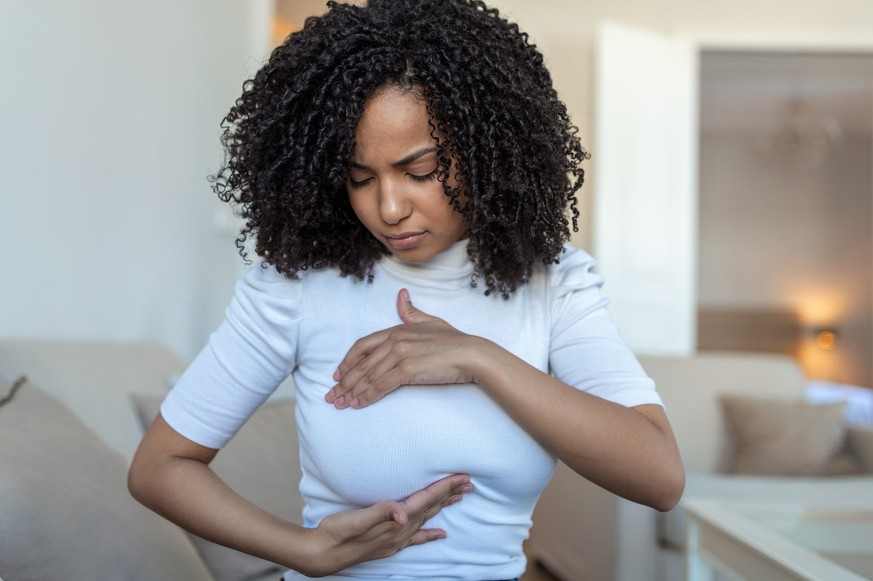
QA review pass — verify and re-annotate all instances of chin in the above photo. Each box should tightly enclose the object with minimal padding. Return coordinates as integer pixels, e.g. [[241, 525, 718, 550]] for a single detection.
[[384, 246, 439, 264], [391, 251, 433, 264]]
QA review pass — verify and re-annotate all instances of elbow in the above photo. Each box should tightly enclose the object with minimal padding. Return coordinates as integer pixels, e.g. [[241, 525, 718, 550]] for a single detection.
[[652, 478, 685, 512], [127, 449, 163, 510], [127, 456, 148, 506], [649, 460, 685, 512], [629, 449, 685, 512]]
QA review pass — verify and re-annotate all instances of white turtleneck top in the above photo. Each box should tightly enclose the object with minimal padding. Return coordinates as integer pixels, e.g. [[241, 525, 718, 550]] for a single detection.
[[161, 242, 662, 581]]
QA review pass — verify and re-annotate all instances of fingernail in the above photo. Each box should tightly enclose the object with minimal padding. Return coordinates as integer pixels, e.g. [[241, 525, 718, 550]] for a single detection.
[[461, 484, 473, 493], [349, 398, 360, 408], [449, 495, 463, 504], [436, 532, 447, 539], [325, 389, 335, 403], [333, 368, 341, 381], [335, 396, 344, 407]]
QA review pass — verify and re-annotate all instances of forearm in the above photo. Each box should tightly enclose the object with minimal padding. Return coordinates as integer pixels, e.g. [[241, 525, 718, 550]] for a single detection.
[[469, 339, 684, 511], [130, 414, 471, 577], [129, 460, 311, 569], [128, 417, 317, 575], [328, 292, 684, 510]]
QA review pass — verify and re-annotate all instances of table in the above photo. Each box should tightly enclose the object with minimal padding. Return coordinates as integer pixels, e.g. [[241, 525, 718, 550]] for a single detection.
[[683, 498, 873, 580]]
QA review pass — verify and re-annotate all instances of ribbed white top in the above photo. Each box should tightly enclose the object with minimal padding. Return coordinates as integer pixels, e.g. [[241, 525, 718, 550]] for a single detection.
[[162, 243, 661, 580]]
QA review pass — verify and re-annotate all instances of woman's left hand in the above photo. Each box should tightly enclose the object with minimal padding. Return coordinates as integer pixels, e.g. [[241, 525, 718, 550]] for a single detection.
[[325, 289, 480, 409]]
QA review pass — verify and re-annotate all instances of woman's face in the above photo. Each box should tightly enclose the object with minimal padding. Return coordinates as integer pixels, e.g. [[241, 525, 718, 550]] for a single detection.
[[347, 87, 468, 264]]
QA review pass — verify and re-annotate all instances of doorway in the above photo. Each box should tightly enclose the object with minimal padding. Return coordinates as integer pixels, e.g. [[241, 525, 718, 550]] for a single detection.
[[696, 51, 873, 386]]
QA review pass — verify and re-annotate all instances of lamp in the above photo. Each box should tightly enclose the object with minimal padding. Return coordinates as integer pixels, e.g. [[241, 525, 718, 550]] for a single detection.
[[813, 328, 838, 350]]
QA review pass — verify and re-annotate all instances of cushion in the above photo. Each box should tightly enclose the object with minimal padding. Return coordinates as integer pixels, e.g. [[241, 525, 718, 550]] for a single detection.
[[132, 395, 303, 581], [0, 340, 188, 462], [720, 395, 861, 476], [0, 374, 212, 581]]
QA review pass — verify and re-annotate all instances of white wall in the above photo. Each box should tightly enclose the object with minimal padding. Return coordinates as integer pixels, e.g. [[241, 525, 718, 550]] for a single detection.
[[0, 0, 272, 360]]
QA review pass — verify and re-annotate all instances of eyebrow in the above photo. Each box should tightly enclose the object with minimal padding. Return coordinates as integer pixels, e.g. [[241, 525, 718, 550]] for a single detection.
[[348, 147, 437, 170]]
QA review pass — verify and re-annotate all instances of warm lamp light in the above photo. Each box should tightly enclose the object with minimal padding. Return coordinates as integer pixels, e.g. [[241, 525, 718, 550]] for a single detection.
[[814, 329, 837, 350]]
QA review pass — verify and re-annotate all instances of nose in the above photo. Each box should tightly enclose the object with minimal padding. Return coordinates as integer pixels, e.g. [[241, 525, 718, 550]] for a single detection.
[[379, 179, 412, 225]]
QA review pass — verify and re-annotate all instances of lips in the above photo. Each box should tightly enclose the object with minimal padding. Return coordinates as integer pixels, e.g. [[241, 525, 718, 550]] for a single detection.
[[384, 231, 427, 250]]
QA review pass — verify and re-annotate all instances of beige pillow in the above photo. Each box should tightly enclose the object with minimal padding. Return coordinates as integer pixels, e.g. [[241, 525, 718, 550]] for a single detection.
[[720, 395, 860, 476], [0, 375, 212, 581], [132, 395, 303, 581]]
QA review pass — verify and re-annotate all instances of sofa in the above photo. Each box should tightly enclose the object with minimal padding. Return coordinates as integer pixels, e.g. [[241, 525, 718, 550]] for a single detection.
[[3, 342, 872, 581], [0, 339, 303, 581], [527, 352, 873, 581]]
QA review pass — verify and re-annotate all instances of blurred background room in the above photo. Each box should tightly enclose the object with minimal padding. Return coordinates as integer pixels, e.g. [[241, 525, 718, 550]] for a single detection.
[[2, 2, 873, 580], [3, 0, 872, 386]]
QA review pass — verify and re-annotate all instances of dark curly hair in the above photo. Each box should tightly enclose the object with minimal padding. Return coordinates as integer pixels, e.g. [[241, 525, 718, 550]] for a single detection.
[[212, 0, 589, 297]]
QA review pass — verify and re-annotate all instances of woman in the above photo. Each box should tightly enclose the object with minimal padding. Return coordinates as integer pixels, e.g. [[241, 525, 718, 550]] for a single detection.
[[128, 1, 685, 579]]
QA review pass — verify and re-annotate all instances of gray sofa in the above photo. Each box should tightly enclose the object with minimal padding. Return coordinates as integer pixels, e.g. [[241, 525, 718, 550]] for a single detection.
[[528, 352, 873, 581], [0, 340, 303, 581]]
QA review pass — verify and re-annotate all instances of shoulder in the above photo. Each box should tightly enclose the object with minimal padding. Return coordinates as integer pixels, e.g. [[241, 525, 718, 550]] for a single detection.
[[537, 245, 604, 294], [525, 245, 609, 323], [240, 261, 350, 291], [234, 262, 358, 316], [238, 262, 303, 299], [230, 262, 317, 324]]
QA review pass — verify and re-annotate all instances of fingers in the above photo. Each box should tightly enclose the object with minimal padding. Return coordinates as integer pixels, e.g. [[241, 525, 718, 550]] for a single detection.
[[330, 329, 392, 385], [396, 288, 437, 325], [327, 290, 467, 409], [329, 330, 439, 409], [330, 290, 432, 388], [327, 335, 410, 408], [347, 475, 472, 536], [407, 527, 447, 545], [339, 500, 406, 537], [392, 474, 473, 548], [404, 473, 473, 515], [383, 500, 407, 526], [313, 475, 473, 573], [333, 358, 413, 409]]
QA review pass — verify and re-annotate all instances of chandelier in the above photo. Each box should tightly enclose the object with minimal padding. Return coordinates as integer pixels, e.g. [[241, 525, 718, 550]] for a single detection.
[[756, 96, 844, 166]]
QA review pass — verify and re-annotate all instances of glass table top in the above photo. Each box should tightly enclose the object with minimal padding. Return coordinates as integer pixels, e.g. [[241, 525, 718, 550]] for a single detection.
[[728, 502, 873, 579]]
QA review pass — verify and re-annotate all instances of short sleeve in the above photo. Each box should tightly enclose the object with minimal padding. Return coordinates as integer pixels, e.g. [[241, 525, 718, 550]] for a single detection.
[[160, 263, 302, 449], [548, 247, 662, 409]]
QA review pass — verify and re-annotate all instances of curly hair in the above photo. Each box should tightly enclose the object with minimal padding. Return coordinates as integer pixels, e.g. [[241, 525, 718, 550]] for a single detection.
[[212, 0, 589, 297]]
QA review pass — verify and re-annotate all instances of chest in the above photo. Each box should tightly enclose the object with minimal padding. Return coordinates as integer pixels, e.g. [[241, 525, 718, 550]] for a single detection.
[[295, 274, 551, 381], [290, 273, 554, 505]]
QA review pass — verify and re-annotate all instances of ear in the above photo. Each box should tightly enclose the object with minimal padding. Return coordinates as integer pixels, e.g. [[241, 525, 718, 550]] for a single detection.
[[396, 289, 437, 324]]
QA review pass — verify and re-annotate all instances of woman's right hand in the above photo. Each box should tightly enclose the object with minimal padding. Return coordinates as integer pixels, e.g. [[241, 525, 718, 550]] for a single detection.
[[301, 473, 473, 577], [131, 416, 472, 578]]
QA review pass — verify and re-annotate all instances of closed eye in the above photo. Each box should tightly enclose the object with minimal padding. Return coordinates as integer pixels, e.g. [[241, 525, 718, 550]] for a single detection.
[[347, 177, 373, 189], [409, 169, 438, 183]]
